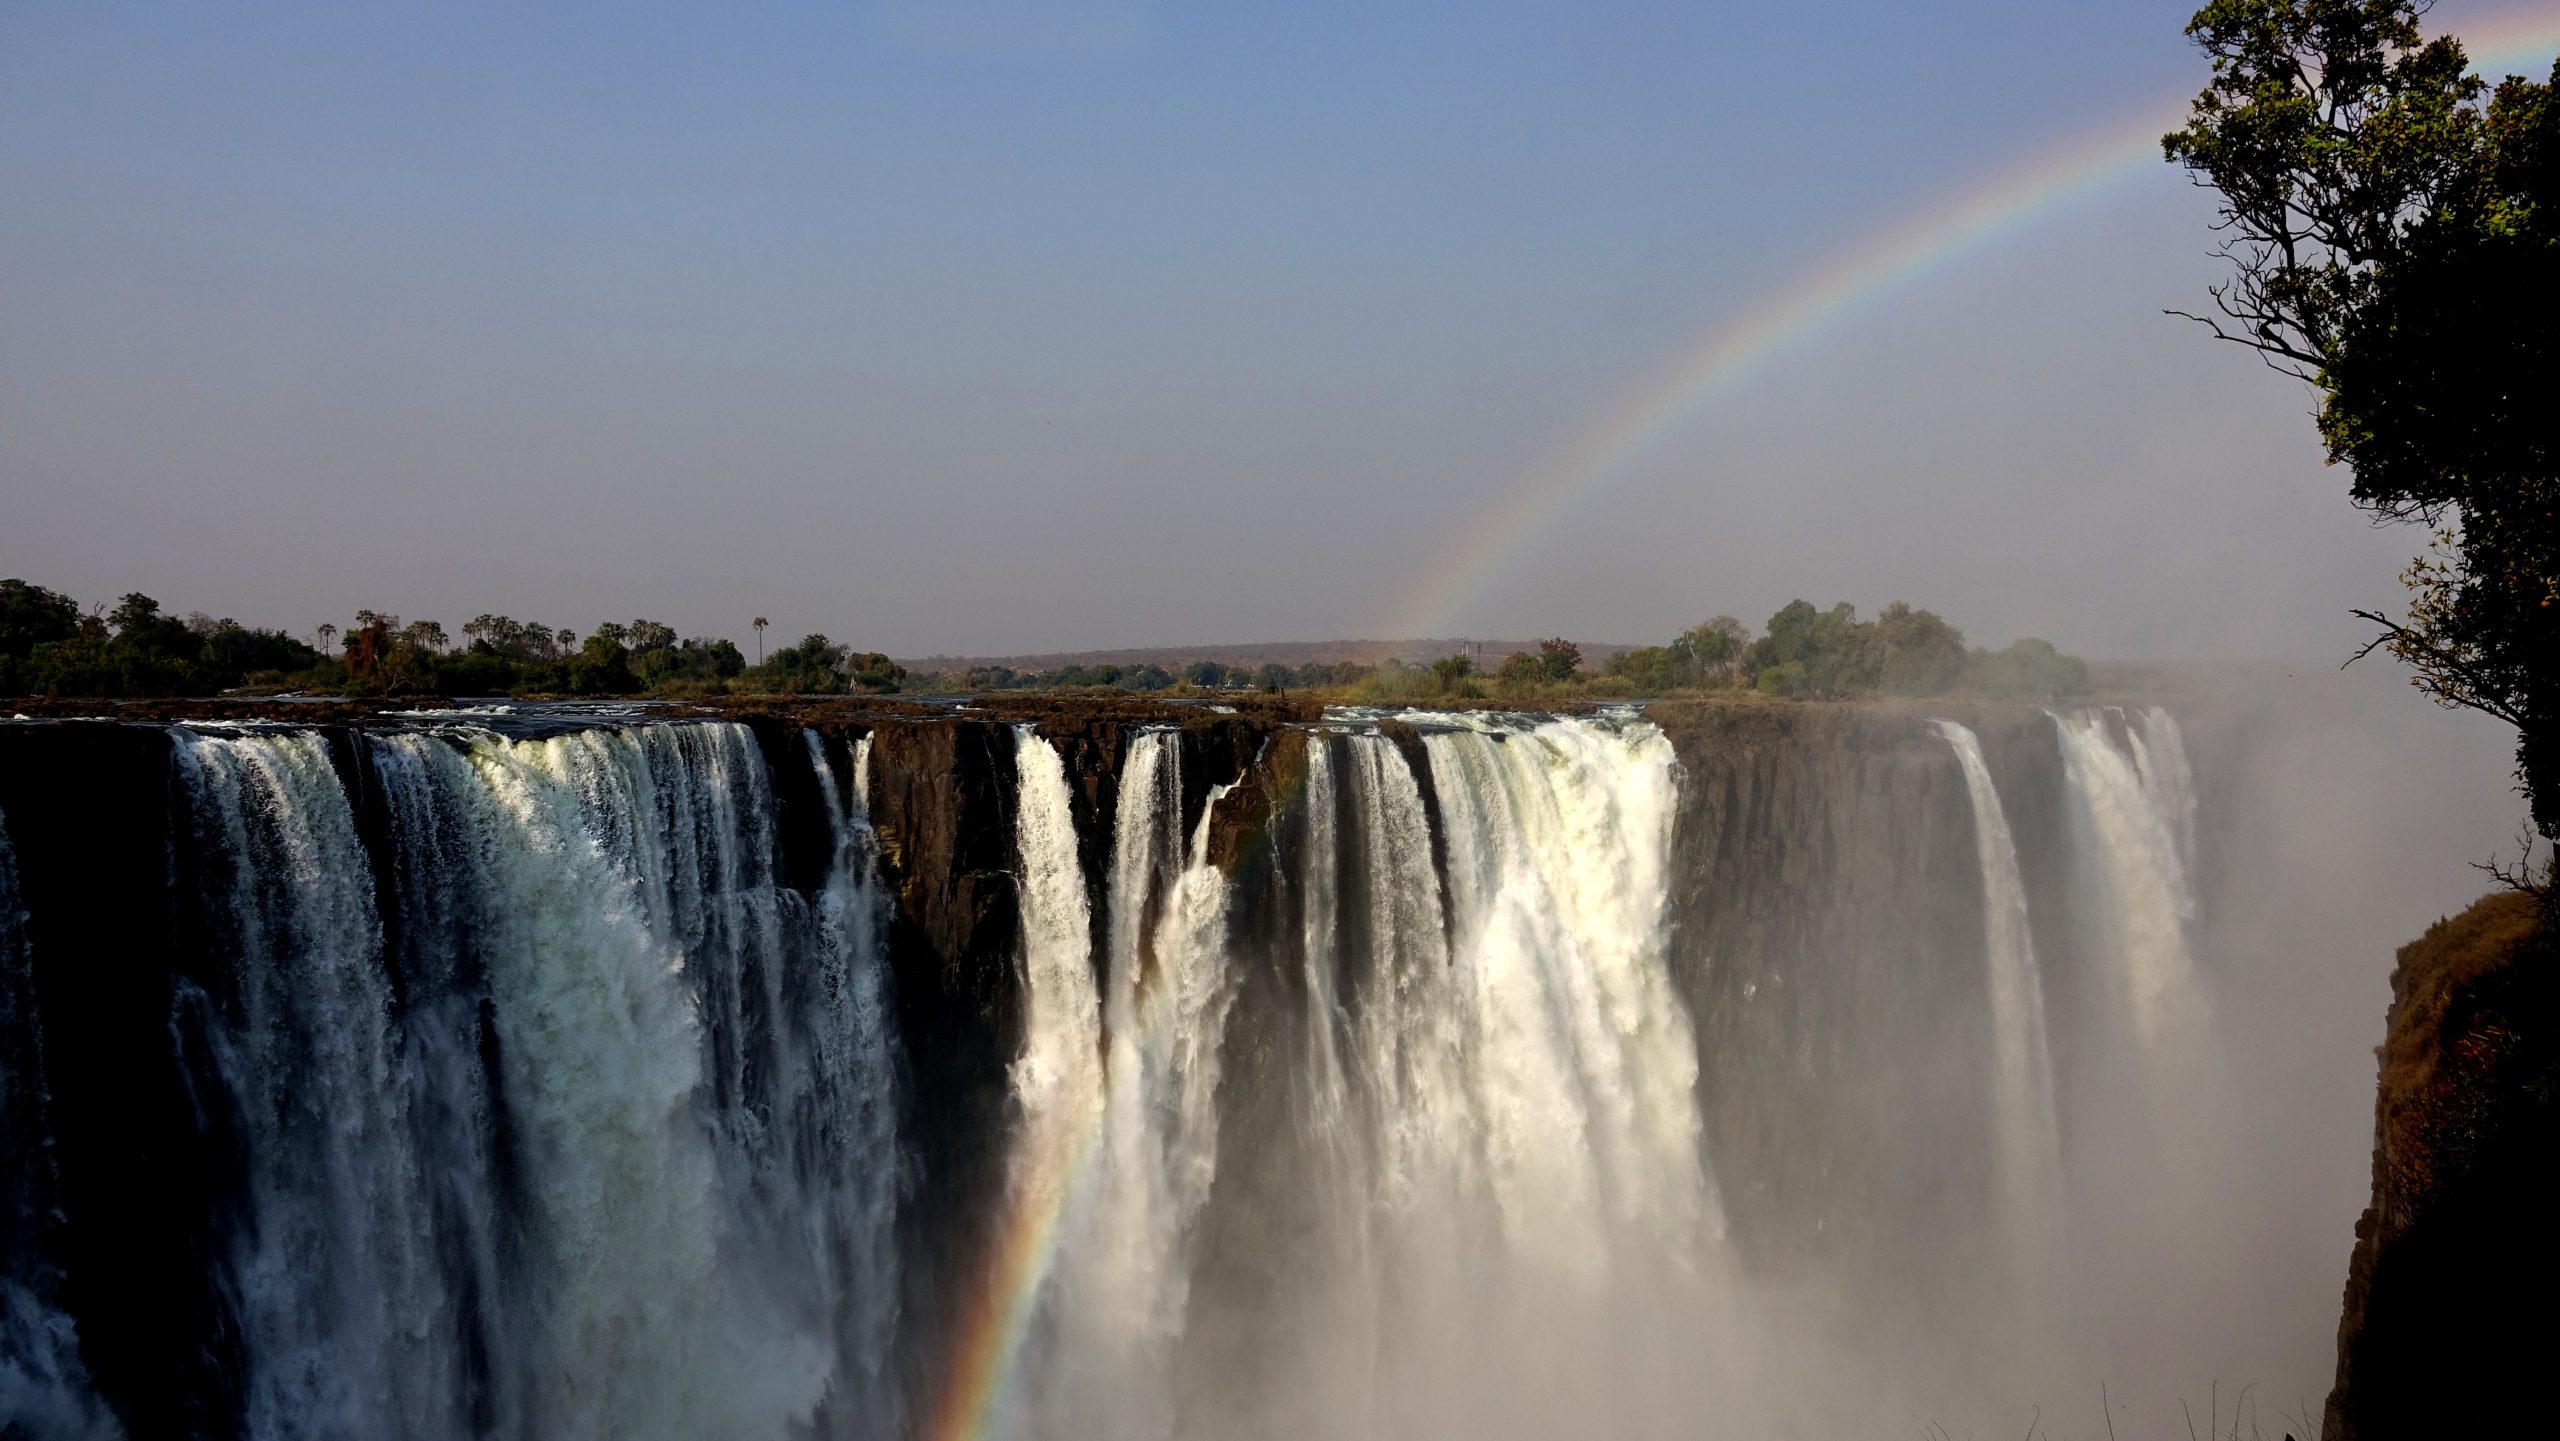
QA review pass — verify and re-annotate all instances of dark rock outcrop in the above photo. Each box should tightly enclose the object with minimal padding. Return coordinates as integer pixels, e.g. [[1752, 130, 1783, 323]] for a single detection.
[[1651, 700, 2070, 1283], [0, 723, 247, 1438], [2323, 891, 2558, 1439]]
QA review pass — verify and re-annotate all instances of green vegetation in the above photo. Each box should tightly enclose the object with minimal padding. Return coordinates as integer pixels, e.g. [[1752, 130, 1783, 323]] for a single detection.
[[2165, 0, 2558, 835], [911, 604, 2086, 705], [0, 582, 324, 697], [0, 580, 905, 699], [1738, 601, 2072, 699], [2, 578, 2085, 707]]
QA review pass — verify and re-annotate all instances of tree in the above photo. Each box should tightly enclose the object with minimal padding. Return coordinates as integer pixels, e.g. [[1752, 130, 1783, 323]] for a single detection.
[[749, 633, 853, 693], [1870, 601, 1968, 693], [1672, 616, 1750, 685], [1748, 600, 1874, 695], [0, 579, 87, 693], [344, 612, 396, 682], [1536, 638, 1582, 683], [2166, 0, 2560, 834], [1962, 638, 2091, 698], [1431, 652, 1475, 691], [1603, 645, 1678, 693], [753, 616, 769, 664], [564, 633, 637, 695], [848, 651, 906, 692]]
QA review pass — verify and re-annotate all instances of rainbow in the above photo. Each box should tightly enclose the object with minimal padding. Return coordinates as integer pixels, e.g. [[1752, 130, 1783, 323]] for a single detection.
[[1384, 7, 2560, 645], [919, 14, 2560, 1441], [917, 741, 1312, 1441]]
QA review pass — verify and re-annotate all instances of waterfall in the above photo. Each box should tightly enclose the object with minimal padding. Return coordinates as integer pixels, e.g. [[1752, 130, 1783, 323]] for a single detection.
[[173, 729, 455, 1441], [1338, 732, 1478, 1232], [0, 720, 912, 1441], [2052, 707, 2203, 1052], [1931, 720, 2062, 1241], [994, 726, 1110, 1439], [1419, 715, 1714, 1275], [799, 731, 908, 1429], [1295, 738, 1354, 1148], [1008, 728, 1241, 1441], [0, 698, 2276, 1440]]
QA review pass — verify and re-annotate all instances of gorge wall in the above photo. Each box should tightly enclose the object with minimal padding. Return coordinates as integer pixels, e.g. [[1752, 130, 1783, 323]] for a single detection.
[[0, 697, 2217, 1441], [2321, 890, 2559, 1439]]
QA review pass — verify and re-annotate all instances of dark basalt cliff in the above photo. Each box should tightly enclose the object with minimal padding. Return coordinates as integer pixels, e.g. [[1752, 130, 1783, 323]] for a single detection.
[[2323, 891, 2559, 1440], [1652, 700, 2075, 1276], [0, 724, 242, 1439]]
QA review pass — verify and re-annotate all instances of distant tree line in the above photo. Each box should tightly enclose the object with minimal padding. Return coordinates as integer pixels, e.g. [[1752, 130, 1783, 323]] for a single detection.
[[923, 602, 2086, 703], [936, 658, 1375, 693], [4, 577, 2085, 705], [0, 579, 906, 698], [1719, 600, 2089, 700], [1404, 603, 2087, 702]]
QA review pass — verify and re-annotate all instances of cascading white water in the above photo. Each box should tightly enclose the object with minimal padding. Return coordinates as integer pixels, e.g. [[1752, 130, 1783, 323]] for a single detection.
[[1931, 719, 2062, 1243], [1338, 732, 1479, 1234], [799, 730, 908, 1427], [1261, 713, 1721, 1439], [139, 721, 911, 1441], [2052, 707, 2203, 1052], [174, 729, 454, 1441], [1295, 738, 1353, 1144], [1418, 715, 1714, 1276], [1009, 728, 1242, 1441], [415, 725, 829, 1439], [994, 726, 1112, 1440]]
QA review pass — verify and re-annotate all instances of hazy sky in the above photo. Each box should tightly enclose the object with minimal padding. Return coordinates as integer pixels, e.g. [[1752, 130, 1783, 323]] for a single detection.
[[4, 2, 2548, 658]]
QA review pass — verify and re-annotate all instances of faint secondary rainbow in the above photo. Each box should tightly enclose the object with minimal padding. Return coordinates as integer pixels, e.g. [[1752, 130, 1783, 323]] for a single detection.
[[1385, 9, 2560, 644]]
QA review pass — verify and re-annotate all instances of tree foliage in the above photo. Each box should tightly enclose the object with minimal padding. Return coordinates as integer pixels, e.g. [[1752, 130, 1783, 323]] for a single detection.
[[0, 584, 893, 700], [0, 581, 323, 696], [2165, 0, 2560, 832], [1736, 600, 2084, 700]]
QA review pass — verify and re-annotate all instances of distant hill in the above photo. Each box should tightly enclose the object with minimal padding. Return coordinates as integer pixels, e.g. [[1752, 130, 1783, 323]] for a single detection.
[[896, 637, 1636, 676]]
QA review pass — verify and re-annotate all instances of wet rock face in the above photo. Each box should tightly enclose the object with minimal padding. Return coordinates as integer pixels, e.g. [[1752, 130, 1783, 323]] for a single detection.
[[2324, 891, 2560, 1440], [851, 716, 1023, 1365], [1650, 701, 2072, 1277]]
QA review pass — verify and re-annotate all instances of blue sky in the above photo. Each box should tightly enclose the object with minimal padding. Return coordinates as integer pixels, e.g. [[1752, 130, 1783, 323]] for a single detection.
[[3, 2, 2544, 657]]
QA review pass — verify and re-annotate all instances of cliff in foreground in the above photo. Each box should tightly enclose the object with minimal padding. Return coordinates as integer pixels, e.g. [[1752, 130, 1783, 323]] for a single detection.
[[2325, 890, 2559, 1438]]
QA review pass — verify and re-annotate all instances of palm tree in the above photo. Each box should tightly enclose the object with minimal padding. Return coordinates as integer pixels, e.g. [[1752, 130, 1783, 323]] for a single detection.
[[317, 622, 338, 652], [753, 616, 769, 664]]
